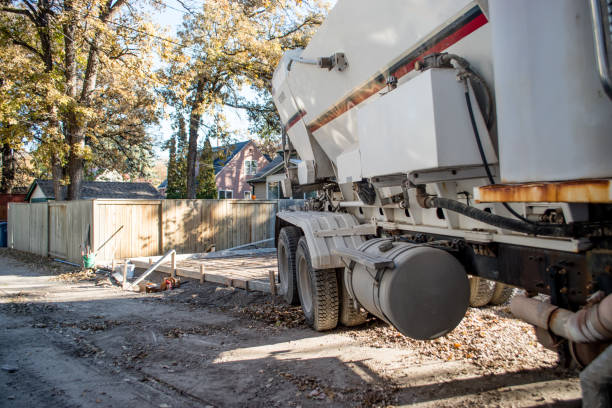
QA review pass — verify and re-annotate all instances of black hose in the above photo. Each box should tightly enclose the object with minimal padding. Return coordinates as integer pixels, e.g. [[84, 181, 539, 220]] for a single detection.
[[424, 196, 569, 237], [464, 89, 537, 225]]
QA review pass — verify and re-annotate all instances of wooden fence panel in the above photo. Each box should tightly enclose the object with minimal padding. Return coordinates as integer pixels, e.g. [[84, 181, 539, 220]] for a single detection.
[[8, 199, 303, 263], [93, 200, 161, 262], [7, 203, 31, 253], [29, 203, 48, 256], [159, 200, 282, 252], [48, 201, 93, 262], [8, 202, 48, 256]]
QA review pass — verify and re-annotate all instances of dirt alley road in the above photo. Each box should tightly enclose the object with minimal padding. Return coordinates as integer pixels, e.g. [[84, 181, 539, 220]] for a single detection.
[[0, 250, 581, 407]]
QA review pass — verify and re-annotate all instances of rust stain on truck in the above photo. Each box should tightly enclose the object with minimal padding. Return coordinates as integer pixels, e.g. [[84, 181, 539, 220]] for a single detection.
[[476, 179, 612, 203]]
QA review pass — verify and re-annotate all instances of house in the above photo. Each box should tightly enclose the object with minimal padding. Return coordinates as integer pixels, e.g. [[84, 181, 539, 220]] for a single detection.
[[247, 154, 286, 199], [0, 187, 28, 221], [158, 140, 271, 199], [157, 179, 168, 197], [212, 140, 270, 199], [25, 179, 164, 202], [247, 153, 314, 200]]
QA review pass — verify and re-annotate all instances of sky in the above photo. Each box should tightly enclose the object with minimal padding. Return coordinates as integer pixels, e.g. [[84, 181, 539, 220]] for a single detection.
[[147, 0, 253, 160], [147, 0, 337, 161]]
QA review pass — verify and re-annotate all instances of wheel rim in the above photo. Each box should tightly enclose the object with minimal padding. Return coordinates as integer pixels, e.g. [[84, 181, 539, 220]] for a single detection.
[[298, 253, 312, 314], [278, 242, 289, 295]]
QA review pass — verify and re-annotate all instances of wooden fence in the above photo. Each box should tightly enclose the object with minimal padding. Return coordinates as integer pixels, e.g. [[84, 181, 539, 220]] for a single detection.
[[7, 199, 303, 264]]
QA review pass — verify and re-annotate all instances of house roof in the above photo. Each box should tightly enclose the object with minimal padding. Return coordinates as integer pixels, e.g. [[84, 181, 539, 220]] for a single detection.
[[26, 179, 164, 201], [247, 154, 288, 184], [213, 141, 251, 174], [159, 139, 272, 189]]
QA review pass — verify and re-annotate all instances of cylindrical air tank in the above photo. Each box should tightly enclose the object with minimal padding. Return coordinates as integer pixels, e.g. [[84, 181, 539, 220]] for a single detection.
[[345, 239, 470, 340]]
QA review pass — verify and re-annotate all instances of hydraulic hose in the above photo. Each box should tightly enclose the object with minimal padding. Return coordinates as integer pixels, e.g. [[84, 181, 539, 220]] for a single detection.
[[420, 194, 569, 237], [464, 84, 537, 225]]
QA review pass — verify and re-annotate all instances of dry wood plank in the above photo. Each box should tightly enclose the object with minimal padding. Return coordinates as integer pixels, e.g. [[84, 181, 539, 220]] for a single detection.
[[269, 269, 276, 295], [122, 263, 128, 290], [171, 251, 176, 278]]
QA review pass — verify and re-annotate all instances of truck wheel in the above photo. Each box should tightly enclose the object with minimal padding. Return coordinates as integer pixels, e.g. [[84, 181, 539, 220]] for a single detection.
[[295, 237, 339, 331], [489, 283, 516, 305], [277, 226, 301, 305], [338, 270, 367, 327], [468, 276, 495, 307]]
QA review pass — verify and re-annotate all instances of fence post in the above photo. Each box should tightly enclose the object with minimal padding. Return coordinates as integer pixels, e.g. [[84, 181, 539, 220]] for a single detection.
[[269, 269, 277, 296], [122, 262, 128, 290], [158, 199, 164, 255]]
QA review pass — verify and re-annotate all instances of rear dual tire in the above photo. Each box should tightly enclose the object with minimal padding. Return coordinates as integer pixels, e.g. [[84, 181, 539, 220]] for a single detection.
[[468, 276, 515, 307], [295, 237, 339, 331], [339, 272, 368, 327], [279, 229, 367, 331], [277, 226, 301, 305]]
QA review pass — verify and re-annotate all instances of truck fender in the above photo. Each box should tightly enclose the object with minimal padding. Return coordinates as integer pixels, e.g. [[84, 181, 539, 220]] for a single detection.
[[275, 211, 366, 269]]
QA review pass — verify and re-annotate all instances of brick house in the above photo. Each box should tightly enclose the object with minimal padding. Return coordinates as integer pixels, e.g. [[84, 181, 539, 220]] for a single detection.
[[213, 140, 270, 199]]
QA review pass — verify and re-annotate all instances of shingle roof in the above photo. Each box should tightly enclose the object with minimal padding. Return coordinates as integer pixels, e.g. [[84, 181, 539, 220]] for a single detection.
[[213, 141, 251, 174], [247, 154, 287, 184], [26, 179, 164, 200]]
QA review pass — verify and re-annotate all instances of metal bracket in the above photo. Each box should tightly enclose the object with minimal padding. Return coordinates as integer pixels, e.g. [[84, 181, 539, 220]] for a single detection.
[[314, 224, 377, 238], [332, 246, 394, 270]]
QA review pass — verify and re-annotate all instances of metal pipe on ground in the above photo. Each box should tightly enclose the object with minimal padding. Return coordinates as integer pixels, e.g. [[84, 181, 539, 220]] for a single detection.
[[510, 294, 612, 343], [129, 249, 176, 289]]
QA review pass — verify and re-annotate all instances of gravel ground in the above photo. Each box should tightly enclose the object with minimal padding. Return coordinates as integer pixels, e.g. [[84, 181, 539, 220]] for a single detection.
[[0, 248, 581, 407]]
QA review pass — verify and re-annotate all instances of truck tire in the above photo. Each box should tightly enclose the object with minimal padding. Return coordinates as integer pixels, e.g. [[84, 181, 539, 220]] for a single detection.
[[338, 270, 367, 327], [295, 237, 339, 331], [489, 283, 516, 305], [277, 226, 301, 305], [468, 276, 495, 307]]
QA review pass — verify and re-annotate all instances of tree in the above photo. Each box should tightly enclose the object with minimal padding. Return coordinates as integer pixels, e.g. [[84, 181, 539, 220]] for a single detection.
[[0, 11, 45, 192], [165, 115, 187, 198], [0, 143, 16, 193], [1, 0, 161, 199], [196, 137, 216, 199], [161, 0, 326, 199]]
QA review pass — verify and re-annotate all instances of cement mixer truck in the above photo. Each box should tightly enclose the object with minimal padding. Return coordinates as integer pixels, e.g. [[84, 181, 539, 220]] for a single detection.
[[271, 0, 612, 382]]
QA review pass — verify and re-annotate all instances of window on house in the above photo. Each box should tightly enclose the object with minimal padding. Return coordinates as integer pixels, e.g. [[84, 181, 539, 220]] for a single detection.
[[244, 191, 252, 199], [244, 160, 258, 176], [267, 181, 280, 199], [218, 190, 233, 199]]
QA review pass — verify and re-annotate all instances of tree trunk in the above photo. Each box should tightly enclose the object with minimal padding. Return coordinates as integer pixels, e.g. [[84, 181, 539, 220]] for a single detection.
[[187, 79, 206, 199], [66, 39, 97, 200], [0, 143, 16, 194], [66, 128, 85, 200], [51, 153, 64, 201], [65, 0, 126, 200]]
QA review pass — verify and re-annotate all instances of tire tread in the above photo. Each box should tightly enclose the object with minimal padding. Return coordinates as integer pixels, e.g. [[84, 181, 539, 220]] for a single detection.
[[277, 226, 301, 305], [296, 237, 338, 331], [469, 276, 495, 307]]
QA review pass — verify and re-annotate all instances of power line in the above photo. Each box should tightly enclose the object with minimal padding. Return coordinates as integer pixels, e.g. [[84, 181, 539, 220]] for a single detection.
[[150, 0, 196, 17], [107, 20, 185, 47]]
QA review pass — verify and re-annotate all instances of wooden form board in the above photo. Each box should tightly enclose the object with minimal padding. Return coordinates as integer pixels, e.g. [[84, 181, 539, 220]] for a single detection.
[[129, 252, 279, 294]]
